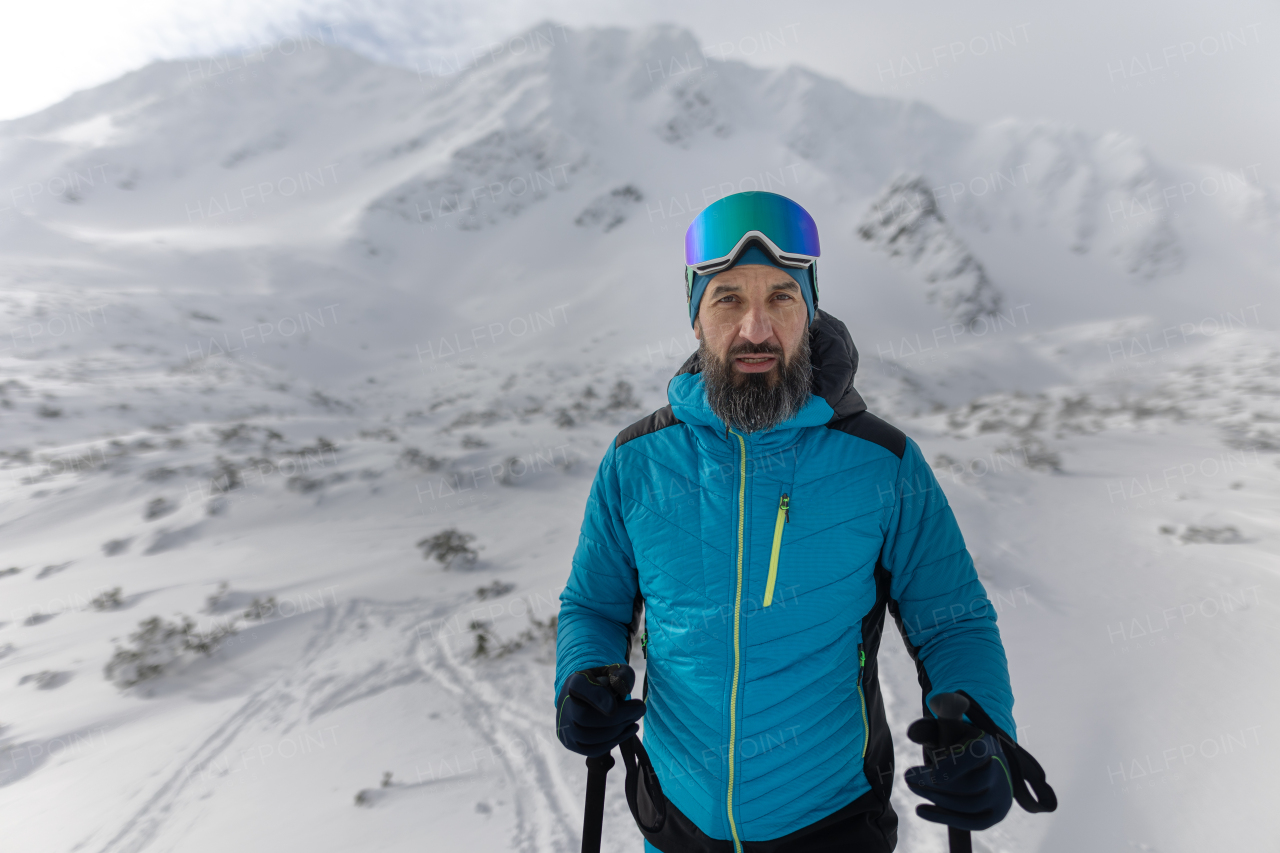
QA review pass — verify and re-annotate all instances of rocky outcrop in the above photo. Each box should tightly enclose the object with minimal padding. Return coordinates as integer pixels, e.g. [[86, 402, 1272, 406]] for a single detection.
[[858, 174, 1003, 326]]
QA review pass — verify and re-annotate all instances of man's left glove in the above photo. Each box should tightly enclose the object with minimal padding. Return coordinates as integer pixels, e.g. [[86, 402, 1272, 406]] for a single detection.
[[904, 715, 1013, 832], [555, 664, 646, 758]]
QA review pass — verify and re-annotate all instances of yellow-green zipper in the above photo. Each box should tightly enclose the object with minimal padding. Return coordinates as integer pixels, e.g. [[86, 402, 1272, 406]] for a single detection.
[[726, 428, 746, 853], [857, 646, 868, 758], [763, 493, 789, 607]]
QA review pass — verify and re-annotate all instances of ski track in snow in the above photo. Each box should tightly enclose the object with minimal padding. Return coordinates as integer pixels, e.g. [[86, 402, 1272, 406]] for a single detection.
[[418, 625, 581, 853], [88, 599, 440, 853]]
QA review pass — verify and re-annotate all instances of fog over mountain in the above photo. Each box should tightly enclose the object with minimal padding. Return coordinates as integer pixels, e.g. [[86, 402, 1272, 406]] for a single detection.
[[0, 22, 1277, 853]]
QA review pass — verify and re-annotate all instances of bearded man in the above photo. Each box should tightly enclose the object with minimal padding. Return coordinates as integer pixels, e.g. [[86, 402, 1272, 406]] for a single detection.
[[554, 192, 1053, 853]]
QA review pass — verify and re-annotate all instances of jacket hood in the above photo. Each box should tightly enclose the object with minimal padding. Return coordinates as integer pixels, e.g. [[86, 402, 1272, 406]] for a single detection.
[[666, 308, 867, 444]]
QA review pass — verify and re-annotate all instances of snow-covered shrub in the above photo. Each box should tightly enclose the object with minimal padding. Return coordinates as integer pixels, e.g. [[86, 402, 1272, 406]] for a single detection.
[[144, 497, 177, 520], [1181, 525, 1244, 544], [475, 580, 514, 600], [19, 670, 71, 689], [575, 185, 644, 233], [104, 614, 238, 688], [397, 447, 444, 471], [209, 457, 242, 493], [1161, 524, 1244, 544], [606, 380, 639, 410], [996, 438, 1063, 473], [417, 529, 480, 569], [102, 538, 131, 556], [470, 614, 557, 659], [243, 596, 277, 620], [204, 581, 230, 613], [498, 458, 523, 485], [36, 562, 71, 578], [90, 587, 124, 611], [353, 771, 394, 807], [530, 614, 557, 643], [286, 475, 325, 493], [469, 620, 495, 658]]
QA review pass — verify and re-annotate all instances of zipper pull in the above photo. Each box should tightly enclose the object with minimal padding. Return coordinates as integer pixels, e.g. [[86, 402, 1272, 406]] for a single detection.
[[780, 493, 790, 522], [641, 631, 649, 660], [858, 643, 865, 669]]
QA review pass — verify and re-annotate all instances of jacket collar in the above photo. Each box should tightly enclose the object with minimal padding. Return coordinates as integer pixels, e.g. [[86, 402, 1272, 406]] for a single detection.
[[667, 308, 866, 452]]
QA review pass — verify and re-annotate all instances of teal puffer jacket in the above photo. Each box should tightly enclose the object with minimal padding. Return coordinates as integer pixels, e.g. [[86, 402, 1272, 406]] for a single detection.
[[556, 310, 1015, 850]]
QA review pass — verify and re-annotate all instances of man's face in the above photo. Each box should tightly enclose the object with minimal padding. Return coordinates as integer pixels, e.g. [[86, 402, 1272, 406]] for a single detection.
[[694, 264, 809, 373], [693, 264, 812, 433]]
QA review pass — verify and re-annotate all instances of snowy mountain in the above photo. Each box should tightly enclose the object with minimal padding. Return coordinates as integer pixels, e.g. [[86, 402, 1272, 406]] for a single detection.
[[1, 21, 1278, 853]]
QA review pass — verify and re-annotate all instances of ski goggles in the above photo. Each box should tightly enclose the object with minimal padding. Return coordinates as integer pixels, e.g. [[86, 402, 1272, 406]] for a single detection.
[[684, 191, 821, 300]]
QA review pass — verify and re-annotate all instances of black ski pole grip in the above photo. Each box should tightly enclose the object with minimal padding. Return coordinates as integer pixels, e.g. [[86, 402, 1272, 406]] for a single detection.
[[606, 664, 636, 698], [928, 691, 971, 750], [927, 693, 973, 853]]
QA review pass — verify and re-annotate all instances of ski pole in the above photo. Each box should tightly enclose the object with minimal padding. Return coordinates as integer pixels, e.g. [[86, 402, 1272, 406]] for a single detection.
[[579, 666, 635, 853], [581, 751, 615, 853], [928, 692, 973, 853]]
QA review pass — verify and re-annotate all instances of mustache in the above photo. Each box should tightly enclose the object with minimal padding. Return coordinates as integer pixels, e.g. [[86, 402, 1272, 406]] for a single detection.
[[726, 341, 785, 357]]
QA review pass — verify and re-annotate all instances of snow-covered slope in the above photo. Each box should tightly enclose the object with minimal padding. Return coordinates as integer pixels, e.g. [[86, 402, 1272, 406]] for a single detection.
[[1, 21, 1278, 853]]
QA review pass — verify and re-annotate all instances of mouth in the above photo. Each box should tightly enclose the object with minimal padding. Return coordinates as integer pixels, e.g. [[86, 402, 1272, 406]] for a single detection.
[[733, 354, 778, 373]]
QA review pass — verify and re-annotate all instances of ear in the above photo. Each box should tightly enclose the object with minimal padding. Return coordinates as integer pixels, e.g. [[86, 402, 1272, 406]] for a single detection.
[[693, 317, 702, 341]]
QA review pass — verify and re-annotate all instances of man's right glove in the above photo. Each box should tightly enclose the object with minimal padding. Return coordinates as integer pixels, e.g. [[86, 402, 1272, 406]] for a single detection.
[[555, 664, 646, 758]]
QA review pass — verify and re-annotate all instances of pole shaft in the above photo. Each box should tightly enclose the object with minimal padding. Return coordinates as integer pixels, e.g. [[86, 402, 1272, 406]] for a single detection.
[[581, 753, 615, 853], [949, 825, 972, 853]]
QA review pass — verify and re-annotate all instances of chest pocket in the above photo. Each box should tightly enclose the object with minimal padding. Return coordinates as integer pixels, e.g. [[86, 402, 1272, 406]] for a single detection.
[[763, 482, 884, 614], [763, 491, 790, 607]]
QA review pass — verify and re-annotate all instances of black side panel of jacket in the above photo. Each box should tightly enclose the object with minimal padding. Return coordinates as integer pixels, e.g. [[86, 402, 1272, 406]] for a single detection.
[[858, 563, 899, 847]]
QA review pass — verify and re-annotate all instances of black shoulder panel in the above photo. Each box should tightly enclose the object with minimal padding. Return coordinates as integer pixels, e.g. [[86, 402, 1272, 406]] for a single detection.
[[615, 404, 683, 449], [826, 410, 907, 459]]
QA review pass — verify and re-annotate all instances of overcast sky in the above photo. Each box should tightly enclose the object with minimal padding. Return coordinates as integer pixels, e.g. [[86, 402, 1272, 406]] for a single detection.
[[2, 0, 1276, 175]]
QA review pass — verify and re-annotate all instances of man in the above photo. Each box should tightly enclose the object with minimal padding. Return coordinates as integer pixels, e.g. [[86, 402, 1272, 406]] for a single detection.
[[555, 192, 1050, 852]]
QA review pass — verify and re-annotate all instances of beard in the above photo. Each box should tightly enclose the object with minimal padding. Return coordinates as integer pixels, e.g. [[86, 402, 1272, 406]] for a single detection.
[[698, 326, 813, 434]]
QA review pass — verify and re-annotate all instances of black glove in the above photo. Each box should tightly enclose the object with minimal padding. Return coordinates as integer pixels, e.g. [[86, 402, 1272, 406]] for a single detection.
[[555, 664, 646, 758], [904, 714, 1013, 832]]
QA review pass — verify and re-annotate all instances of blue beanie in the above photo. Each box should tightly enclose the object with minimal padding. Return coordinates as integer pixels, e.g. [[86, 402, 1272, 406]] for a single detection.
[[689, 243, 815, 328]]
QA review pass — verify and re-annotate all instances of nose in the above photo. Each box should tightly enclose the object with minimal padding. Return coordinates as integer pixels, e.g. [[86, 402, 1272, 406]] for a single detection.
[[739, 303, 774, 345]]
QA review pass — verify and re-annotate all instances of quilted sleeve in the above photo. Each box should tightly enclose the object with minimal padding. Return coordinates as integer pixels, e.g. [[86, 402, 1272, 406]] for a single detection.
[[879, 437, 1017, 738], [554, 440, 640, 704]]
